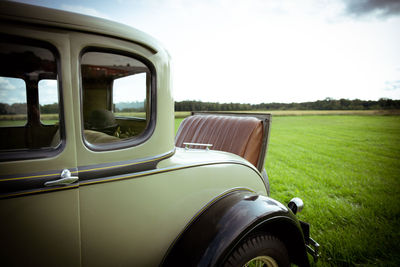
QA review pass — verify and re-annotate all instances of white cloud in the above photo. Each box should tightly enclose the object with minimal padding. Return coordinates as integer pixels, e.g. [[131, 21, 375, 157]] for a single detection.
[[16, 0, 400, 103], [38, 80, 58, 105], [0, 77, 17, 91], [0, 77, 26, 104], [383, 66, 400, 99], [342, 0, 400, 19], [60, 4, 111, 19]]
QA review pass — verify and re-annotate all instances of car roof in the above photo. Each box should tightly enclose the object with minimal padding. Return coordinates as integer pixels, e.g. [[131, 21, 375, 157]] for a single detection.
[[0, 1, 162, 54]]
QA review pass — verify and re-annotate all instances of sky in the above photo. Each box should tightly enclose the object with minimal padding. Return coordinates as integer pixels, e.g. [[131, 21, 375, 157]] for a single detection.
[[8, 0, 400, 104]]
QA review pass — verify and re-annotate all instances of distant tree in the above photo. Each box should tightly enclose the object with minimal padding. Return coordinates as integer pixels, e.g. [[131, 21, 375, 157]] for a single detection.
[[10, 103, 27, 114], [175, 98, 400, 111], [0, 103, 8, 114], [40, 103, 59, 114]]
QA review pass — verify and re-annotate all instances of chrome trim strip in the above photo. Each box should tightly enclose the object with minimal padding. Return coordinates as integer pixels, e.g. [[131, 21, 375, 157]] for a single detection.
[[77, 149, 174, 180], [0, 150, 174, 198], [79, 159, 261, 186], [0, 171, 61, 182], [0, 184, 79, 199]]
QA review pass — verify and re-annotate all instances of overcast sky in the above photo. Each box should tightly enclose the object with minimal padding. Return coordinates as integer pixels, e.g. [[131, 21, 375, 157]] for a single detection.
[[12, 0, 400, 104]]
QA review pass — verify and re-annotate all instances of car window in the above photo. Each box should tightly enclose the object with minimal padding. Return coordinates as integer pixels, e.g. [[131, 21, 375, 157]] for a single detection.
[[0, 77, 27, 127], [38, 79, 59, 125], [80, 50, 152, 147], [0, 38, 61, 153]]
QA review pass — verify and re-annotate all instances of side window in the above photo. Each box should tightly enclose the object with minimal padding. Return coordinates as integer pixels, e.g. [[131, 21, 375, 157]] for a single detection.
[[81, 50, 152, 147], [0, 38, 61, 154], [0, 77, 27, 127], [38, 79, 59, 125]]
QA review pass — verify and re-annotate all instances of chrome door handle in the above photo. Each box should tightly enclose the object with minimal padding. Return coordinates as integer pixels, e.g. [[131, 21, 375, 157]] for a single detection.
[[44, 169, 79, 187]]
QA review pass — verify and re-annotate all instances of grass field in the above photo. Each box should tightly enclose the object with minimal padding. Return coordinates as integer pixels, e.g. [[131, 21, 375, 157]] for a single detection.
[[176, 115, 400, 266], [0, 114, 59, 127], [0, 120, 58, 126]]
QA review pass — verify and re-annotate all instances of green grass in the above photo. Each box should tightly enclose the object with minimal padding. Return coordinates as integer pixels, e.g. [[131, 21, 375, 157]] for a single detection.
[[0, 114, 59, 127], [176, 115, 400, 266], [266, 115, 400, 266], [0, 120, 58, 127], [0, 120, 27, 127]]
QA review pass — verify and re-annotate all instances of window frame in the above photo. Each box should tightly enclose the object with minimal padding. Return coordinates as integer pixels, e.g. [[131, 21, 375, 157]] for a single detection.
[[79, 47, 157, 152], [0, 35, 65, 162]]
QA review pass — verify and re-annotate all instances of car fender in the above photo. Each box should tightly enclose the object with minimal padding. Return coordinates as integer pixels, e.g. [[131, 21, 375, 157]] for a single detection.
[[162, 189, 309, 267]]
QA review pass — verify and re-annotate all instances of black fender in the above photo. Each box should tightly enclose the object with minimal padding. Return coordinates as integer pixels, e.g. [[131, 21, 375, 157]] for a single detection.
[[162, 189, 309, 267]]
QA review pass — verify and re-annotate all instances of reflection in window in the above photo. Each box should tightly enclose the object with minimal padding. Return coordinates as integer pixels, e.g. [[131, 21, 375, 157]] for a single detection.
[[0, 40, 60, 151], [113, 74, 146, 118], [81, 51, 150, 145], [0, 77, 27, 127], [39, 79, 59, 125]]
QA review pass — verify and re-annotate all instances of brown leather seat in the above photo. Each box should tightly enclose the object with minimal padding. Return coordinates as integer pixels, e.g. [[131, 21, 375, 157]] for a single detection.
[[175, 114, 264, 168]]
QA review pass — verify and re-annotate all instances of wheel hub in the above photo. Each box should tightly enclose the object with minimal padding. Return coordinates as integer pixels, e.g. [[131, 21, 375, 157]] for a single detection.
[[244, 256, 279, 267]]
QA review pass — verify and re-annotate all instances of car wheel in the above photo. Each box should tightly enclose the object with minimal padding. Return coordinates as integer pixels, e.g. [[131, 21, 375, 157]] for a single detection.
[[224, 234, 290, 267]]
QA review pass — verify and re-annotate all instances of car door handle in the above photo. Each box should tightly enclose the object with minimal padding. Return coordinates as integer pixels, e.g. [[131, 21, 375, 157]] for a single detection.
[[44, 169, 79, 187]]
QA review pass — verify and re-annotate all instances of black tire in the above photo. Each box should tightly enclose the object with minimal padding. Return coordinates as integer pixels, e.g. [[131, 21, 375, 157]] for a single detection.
[[224, 234, 290, 267]]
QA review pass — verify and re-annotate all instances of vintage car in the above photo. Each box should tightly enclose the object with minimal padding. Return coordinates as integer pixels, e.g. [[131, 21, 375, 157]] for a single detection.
[[0, 2, 318, 266]]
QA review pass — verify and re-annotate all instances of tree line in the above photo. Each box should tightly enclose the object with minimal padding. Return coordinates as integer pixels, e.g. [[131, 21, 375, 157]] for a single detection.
[[0, 102, 148, 114], [2, 98, 400, 114], [175, 98, 400, 111], [0, 103, 58, 114]]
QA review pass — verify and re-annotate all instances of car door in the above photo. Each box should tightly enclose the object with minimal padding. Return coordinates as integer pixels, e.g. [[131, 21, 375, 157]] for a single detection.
[[70, 31, 177, 266], [0, 24, 81, 266]]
